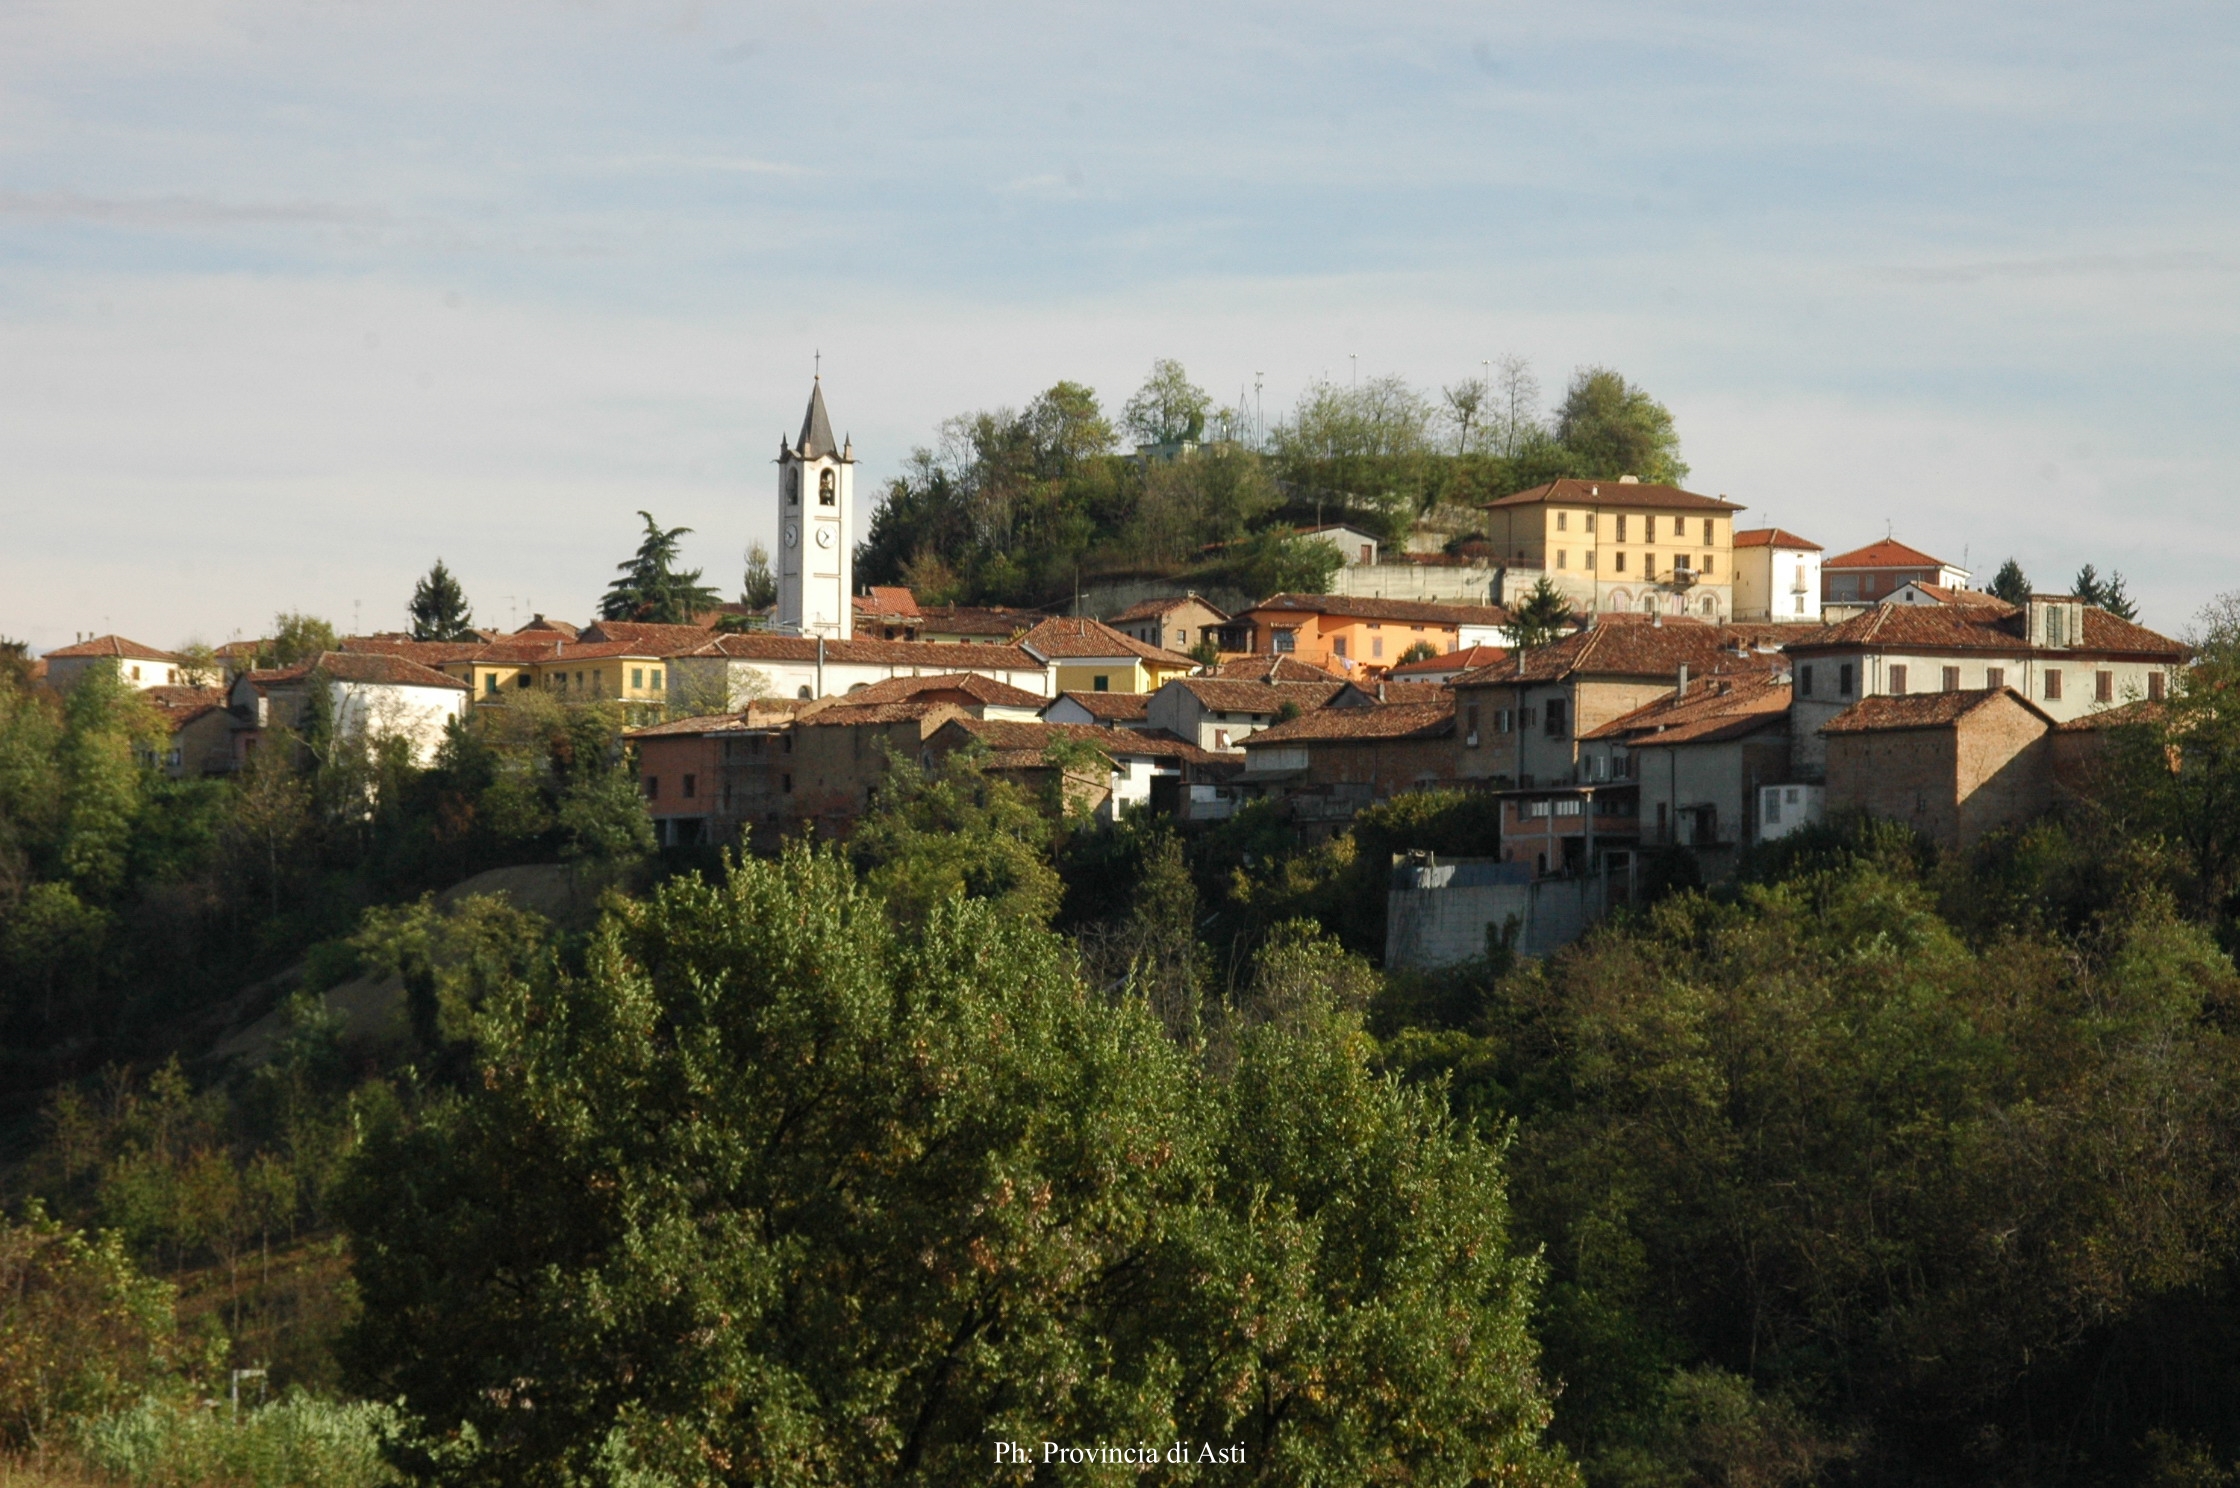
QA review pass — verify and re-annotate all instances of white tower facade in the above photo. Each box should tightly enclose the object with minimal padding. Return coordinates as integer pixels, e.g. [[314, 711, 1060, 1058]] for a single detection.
[[776, 378, 854, 639]]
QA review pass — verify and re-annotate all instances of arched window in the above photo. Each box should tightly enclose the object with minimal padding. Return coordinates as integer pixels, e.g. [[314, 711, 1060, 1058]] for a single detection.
[[784, 466, 800, 507], [818, 469, 837, 506], [797, 685, 813, 699]]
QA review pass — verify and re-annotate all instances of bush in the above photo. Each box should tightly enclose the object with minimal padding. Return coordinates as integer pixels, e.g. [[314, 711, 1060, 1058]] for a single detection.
[[73, 1391, 400, 1488]]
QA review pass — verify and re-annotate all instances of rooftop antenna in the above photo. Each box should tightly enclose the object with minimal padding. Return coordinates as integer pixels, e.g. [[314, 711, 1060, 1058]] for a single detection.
[[1254, 371, 1264, 441]]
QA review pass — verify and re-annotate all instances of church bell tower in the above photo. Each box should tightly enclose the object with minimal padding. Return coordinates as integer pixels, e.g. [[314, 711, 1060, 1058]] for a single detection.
[[776, 376, 854, 639]]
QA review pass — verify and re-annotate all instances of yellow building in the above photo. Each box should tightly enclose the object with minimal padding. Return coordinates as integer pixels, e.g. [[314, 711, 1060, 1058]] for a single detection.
[[1481, 477, 1744, 621], [1017, 616, 1197, 694]]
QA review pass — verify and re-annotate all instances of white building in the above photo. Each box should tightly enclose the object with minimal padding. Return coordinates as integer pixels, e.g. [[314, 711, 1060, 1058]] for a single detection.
[[776, 378, 854, 640], [42, 635, 192, 691], [668, 633, 1054, 706], [1731, 528, 1824, 624], [1298, 523, 1382, 567], [228, 652, 470, 767]]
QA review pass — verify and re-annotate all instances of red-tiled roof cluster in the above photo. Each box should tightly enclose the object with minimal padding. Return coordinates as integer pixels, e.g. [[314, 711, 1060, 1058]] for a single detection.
[[1211, 655, 1342, 683], [1788, 602, 2186, 659], [577, 620, 715, 650], [1242, 698, 1455, 746], [682, 634, 1044, 670], [1240, 594, 1512, 626], [1387, 643, 1508, 678], [1823, 539, 1952, 571], [1585, 670, 1791, 746], [1018, 616, 1196, 666], [1106, 593, 1228, 625], [1820, 687, 2051, 734], [1732, 527, 1823, 551], [834, 672, 1047, 709], [44, 635, 183, 662], [1453, 620, 1780, 687], [1045, 690, 1152, 721], [1167, 678, 1349, 714]]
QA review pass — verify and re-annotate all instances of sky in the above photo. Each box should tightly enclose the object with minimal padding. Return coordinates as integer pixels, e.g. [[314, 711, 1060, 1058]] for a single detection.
[[2, 0, 2235, 651]]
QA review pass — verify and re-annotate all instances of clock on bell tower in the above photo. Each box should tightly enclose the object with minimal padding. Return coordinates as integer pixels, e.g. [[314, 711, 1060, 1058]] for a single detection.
[[775, 375, 854, 640]]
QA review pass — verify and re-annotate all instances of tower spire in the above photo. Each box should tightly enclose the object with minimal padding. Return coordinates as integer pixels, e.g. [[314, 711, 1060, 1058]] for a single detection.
[[797, 376, 837, 459]]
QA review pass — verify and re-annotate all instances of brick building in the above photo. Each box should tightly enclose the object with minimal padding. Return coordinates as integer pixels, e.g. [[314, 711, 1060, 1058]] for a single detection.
[[1235, 699, 1457, 830], [1820, 688, 2056, 849]]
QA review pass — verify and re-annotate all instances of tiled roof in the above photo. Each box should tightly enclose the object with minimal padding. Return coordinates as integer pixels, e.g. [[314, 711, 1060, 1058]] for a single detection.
[[1483, 478, 1744, 513], [142, 685, 229, 727], [1212, 655, 1343, 683], [1018, 616, 1196, 666], [1452, 619, 1770, 687], [1242, 699, 1455, 746], [1785, 602, 2187, 659], [1370, 680, 1452, 703], [513, 617, 580, 638], [1045, 690, 1151, 721], [855, 586, 922, 618], [310, 652, 472, 689], [1733, 527, 1823, 551], [2053, 699, 2165, 732], [937, 717, 1229, 765], [1239, 594, 1512, 626], [44, 635, 183, 662], [1891, 583, 2011, 611], [1106, 593, 1228, 625], [682, 634, 1045, 670], [577, 620, 714, 650], [797, 700, 965, 727], [836, 672, 1047, 708], [1824, 539, 1951, 571], [1387, 643, 1508, 677], [1168, 678, 1348, 714], [1820, 687, 2053, 734], [626, 711, 775, 739], [1585, 671, 1792, 745], [912, 605, 1045, 637]]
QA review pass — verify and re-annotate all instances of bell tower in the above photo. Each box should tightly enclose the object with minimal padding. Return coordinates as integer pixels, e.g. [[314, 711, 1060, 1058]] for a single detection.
[[776, 375, 854, 639]]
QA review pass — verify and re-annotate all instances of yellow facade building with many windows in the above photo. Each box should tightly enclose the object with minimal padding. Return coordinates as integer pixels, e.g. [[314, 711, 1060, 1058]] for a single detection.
[[1481, 477, 1744, 621]]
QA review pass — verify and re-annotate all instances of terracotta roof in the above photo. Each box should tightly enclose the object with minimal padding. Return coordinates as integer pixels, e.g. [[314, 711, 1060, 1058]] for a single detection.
[[308, 652, 471, 689], [1018, 616, 1196, 666], [1213, 655, 1343, 683], [576, 620, 714, 651], [1387, 643, 1508, 678], [1242, 699, 1456, 746], [1785, 603, 2187, 659], [1483, 478, 1744, 513], [1239, 594, 1512, 627], [626, 711, 778, 739], [1585, 671, 1792, 746], [1820, 687, 2054, 735], [1452, 619, 1773, 687], [142, 685, 229, 727], [681, 634, 1045, 670], [44, 635, 183, 663], [796, 700, 965, 727], [1106, 593, 1228, 625], [1824, 539, 1952, 571], [936, 717, 1229, 766], [834, 672, 1047, 709], [912, 605, 1045, 637], [855, 587, 922, 618], [1733, 527, 1823, 551], [1890, 583, 2011, 611], [1167, 678, 1349, 714], [1045, 690, 1151, 721], [2053, 699, 2166, 732], [1372, 680, 1452, 703], [513, 617, 580, 639]]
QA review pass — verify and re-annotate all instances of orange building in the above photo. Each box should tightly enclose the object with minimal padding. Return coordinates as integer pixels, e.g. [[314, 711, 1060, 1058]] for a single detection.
[[1218, 595, 1512, 676]]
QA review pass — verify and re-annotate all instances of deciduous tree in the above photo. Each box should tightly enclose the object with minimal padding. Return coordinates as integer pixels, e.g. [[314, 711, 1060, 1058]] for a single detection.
[[1553, 367, 1687, 484]]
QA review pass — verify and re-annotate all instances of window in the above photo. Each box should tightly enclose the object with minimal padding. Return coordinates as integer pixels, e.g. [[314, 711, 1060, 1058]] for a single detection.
[[1613, 551, 1627, 573], [1465, 704, 1480, 744], [1986, 666, 2005, 690], [1889, 665, 1908, 695], [1585, 513, 1597, 533], [2044, 669, 2063, 701], [2149, 672, 2166, 701], [1497, 708, 1514, 733], [781, 773, 792, 793], [797, 685, 813, 699], [1586, 551, 1596, 570], [784, 466, 800, 507], [1942, 666, 1960, 692], [1838, 663, 1854, 696], [1800, 665, 1814, 697], [1359, 544, 1372, 563], [1557, 511, 1568, 531], [1174, 629, 1186, 646], [131, 666, 141, 681], [1644, 552, 1656, 578], [1701, 553, 1713, 574], [651, 668, 663, 689], [682, 773, 696, 799], [2095, 670, 2114, 703], [1333, 637, 1347, 659], [1765, 791, 1782, 825], [631, 668, 644, 689], [1557, 550, 1568, 569], [1545, 697, 1569, 737], [1272, 631, 1295, 653], [644, 776, 660, 799], [1371, 637, 1384, 658], [1616, 514, 1628, 541], [485, 674, 499, 696], [818, 469, 837, 505], [1093, 674, 1110, 691], [517, 673, 532, 689]]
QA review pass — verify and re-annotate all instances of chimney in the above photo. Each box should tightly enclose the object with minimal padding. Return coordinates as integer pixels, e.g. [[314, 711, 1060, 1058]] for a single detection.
[[1377, 680, 1387, 701], [1677, 664, 1690, 698]]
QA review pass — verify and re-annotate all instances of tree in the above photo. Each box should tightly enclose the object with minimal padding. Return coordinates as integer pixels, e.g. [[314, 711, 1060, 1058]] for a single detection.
[[1194, 527, 1344, 600], [1021, 379, 1117, 474], [600, 511, 721, 624], [170, 642, 222, 688], [1441, 377, 1489, 454], [408, 559, 476, 642], [336, 847, 1575, 1487], [1509, 576, 1574, 650], [1120, 358, 1212, 447], [2074, 563, 2138, 619], [1488, 354, 1545, 457], [1397, 640, 1441, 666], [1553, 367, 1687, 484], [262, 613, 337, 668], [739, 540, 778, 611], [56, 669, 161, 898], [1988, 557, 2032, 606], [849, 748, 1063, 929]]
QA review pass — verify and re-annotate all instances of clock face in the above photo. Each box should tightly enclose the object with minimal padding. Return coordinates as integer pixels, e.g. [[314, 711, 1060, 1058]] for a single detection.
[[782, 523, 799, 549], [814, 525, 836, 550]]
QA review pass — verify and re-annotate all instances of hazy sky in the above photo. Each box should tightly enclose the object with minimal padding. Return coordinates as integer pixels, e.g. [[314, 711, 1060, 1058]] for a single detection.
[[4, 0, 2235, 650]]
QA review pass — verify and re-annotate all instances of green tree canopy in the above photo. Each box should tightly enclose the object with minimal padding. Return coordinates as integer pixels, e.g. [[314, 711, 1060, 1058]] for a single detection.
[[1120, 358, 1212, 447], [739, 539, 778, 611], [600, 511, 722, 624], [2072, 563, 2138, 619], [337, 847, 1574, 1486], [261, 612, 338, 668], [1988, 557, 2032, 606], [1552, 368, 1687, 484], [408, 559, 476, 642], [1508, 576, 1575, 650]]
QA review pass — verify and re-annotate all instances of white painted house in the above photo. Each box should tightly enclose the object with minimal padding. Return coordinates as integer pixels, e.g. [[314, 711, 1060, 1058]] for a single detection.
[[1730, 529, 1824, 623], [228, 652, 470, 767]]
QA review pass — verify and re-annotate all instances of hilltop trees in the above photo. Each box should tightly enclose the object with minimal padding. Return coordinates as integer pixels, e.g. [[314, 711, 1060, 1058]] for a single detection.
[[1989, 558, 2033, 606], [601, 511, 721, 624], [338, 847, 1574, 1486], [407, 560, 476, 642], [1552, 367, 1687, 484], [1120, 358, 1212, 447]]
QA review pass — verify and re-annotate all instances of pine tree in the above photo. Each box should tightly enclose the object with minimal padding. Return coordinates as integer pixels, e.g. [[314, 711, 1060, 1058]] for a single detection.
[[739, 541, 778, 611], [408, 559, 476, 641], [1509, 577, 1574, 650], [1988, 558, 2032, 607], [601, 512, 721, 624]]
